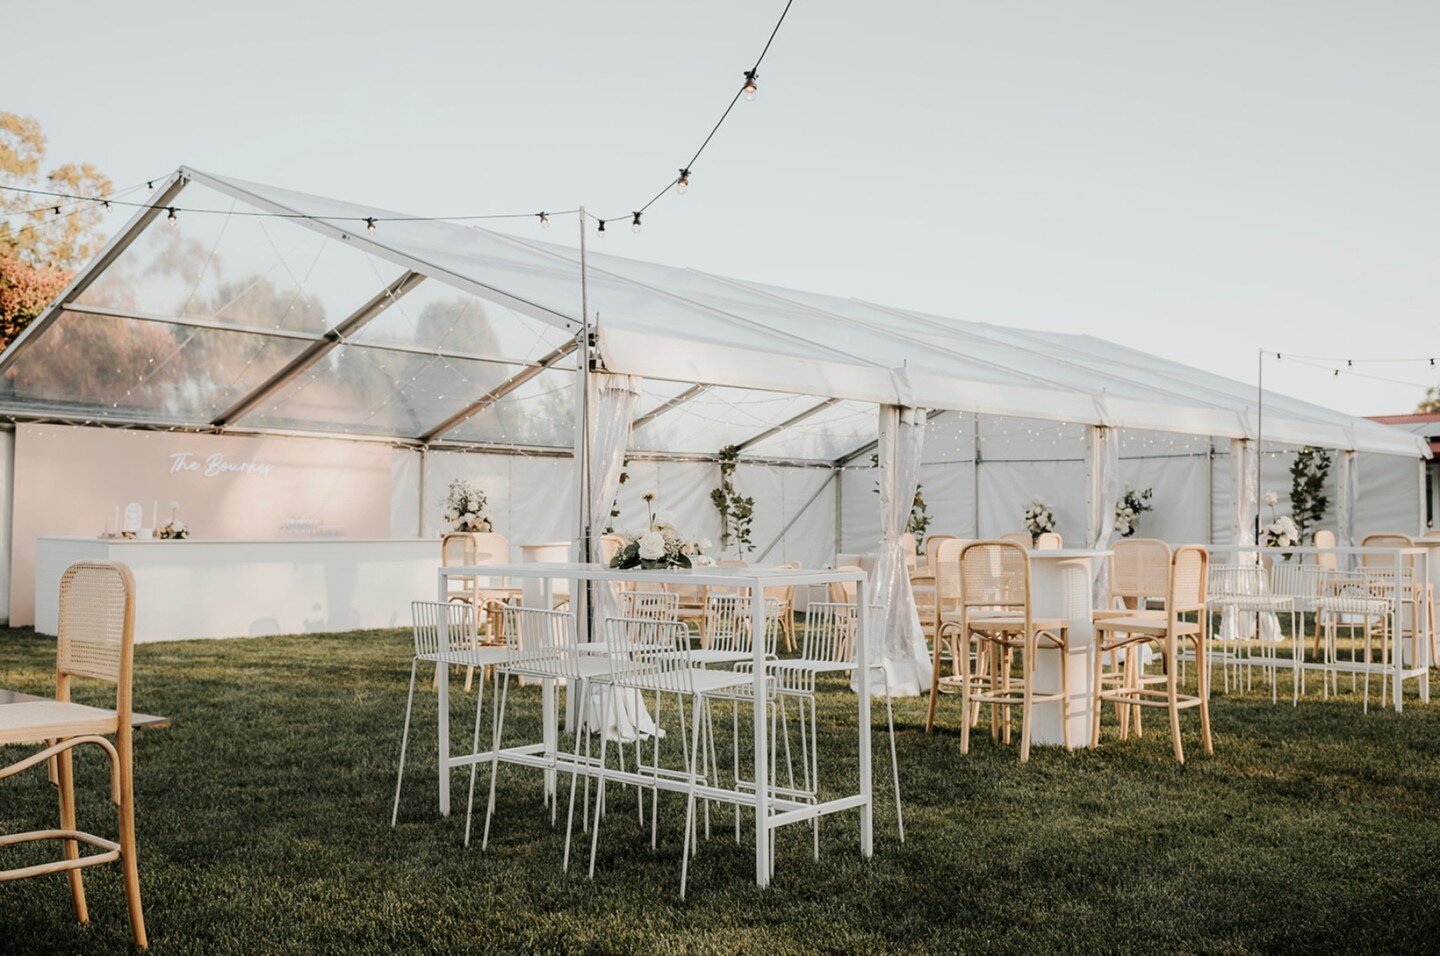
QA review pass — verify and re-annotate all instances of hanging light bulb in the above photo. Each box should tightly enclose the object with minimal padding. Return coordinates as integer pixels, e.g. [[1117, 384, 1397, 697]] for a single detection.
[[676, 168, 691, 195], [52, 206, 61, 216], [166, 206, 178, 226], [742, 70, 758, 101], [365, 217, 377, 235], [597, 219, 607, 238], [631, 212, 642, 234], [539, 211, 550, 229]]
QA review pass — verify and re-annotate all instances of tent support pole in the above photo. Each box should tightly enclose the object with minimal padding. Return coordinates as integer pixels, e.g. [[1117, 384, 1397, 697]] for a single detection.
[[972, 414, 982, 538], [417, 447, 427, 538]]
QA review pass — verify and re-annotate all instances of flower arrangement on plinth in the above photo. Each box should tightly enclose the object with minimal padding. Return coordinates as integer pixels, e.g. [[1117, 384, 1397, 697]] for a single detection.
[[1024, 498, 1056, 544], [443, 478, 492, 533], [609, 493, 713, 570], [1261, 490, 1299, 549], [158, 501, 189, 540], [1114, 485, 1154, 538]]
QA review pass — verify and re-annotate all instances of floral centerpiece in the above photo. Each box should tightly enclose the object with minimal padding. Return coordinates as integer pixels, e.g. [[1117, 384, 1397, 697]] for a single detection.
[[1024, 498, 1056, 544], [610, 493, 712, 570], [443, 478, 492, 533], [1113, 485, 1154, 538], [1260, 491, 1299, 549], [158, 501, 189, 540]]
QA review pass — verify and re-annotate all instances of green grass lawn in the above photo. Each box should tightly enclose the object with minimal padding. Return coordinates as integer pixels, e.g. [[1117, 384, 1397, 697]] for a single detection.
[[3, 625, 1440, 953]]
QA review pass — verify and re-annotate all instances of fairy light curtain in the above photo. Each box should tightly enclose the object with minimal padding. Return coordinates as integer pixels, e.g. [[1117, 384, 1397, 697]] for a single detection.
[[864, 404, 933, 697]]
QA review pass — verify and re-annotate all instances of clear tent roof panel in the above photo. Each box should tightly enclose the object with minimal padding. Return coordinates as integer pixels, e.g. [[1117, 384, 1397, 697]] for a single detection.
[[76, 182, 409, 337], [0, 308, 311, 425], [442, 367, 576, 448], [631, 386, 830, 455], [242, 346, 525, 438], [742, 399, 877, 460]]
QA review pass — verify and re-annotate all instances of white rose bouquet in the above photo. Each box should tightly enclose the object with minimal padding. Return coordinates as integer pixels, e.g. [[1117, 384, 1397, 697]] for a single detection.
[[443, 478, 493, 533], [158, 501, 189, 540], [1024, 498, 1056, 544], [609, 492, 710, 570], [1260, 490, 1299, 553]]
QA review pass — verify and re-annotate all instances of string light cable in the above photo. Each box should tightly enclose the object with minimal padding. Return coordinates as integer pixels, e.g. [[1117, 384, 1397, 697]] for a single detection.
[[0, 0, 799, 239]]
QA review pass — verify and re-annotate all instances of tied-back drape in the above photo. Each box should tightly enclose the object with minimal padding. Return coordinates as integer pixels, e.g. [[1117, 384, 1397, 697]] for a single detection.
[[1336, 450, 1358, 557], [583, 372, 654, 740], [1085, 425, 1122, 604], [1222, 437, 1277, 640], [862, 404, 933, 696]]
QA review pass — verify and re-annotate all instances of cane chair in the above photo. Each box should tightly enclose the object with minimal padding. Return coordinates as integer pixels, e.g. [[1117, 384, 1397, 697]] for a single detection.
[[586, 615, 751, 897], [1001, 533, 1032, 549], [765, 563, 801, 652], [927, 541, 1071, 761], [1361, 533, 1434, 670], [1093, 546, 1212, 763], [922, 537, 974, 685], [827, 565, 864, 604], [1092, 539, 1171, 736], [1308, 529, 1340, 658], [442, 531, 517, 665], [900, 532, 919, 572], [1034, 532, 1063, 551], [0, 562, 147, 949], [392, 602, 512, 826]]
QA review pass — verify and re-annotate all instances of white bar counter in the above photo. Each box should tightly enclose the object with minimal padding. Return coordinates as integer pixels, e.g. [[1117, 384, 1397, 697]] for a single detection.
[[35, 536, 438, 642]]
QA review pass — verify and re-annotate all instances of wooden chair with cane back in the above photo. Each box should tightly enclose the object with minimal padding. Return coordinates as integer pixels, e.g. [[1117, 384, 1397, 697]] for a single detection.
[[1093, 539, 1171, 739], [1308, 529, 1339, 658], [765, 562, 801, 652], [1034, 532, 1063, 551], [1092, 546, 1213, 763], [926, 541, 1072, 761], [921, 538, 970, 686], [910, 534, 957, 647], [0, 562, 148, 948]]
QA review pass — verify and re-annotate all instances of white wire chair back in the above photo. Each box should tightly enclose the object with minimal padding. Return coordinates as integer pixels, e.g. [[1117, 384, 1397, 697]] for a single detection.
[[1315, 568, 1392, 614], [1359, 534, 1420, 598], [620, 589, 680, 621], [601, 615, 696, 694], [1207, 563, 1274, 608], [801, 601, 886, 665], [410, 600, 478, 658], [499, 605, 576, 674], [703, 593, 782, 656]]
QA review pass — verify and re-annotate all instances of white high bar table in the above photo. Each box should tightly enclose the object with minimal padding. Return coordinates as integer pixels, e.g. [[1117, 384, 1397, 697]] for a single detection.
[[436, 561, 872, 888]]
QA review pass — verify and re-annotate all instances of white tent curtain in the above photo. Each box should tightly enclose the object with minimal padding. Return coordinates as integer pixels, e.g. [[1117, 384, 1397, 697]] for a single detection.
[[1084, 425, 1122, 603], [1220, 437, 1277, 640], [583, 372, 655, 740], [1336, 449, 1358, 551], [863, 404, 933, 696]]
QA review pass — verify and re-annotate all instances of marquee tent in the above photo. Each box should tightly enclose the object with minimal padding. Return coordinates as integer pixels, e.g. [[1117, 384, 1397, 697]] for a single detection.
[[0, 168, 1428, 685]]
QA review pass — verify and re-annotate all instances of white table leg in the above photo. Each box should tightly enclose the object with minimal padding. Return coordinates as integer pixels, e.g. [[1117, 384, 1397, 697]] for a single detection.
[[751, 580, 769, 887], [436, 569, 451, 816], [856, 578, 873, 859], [1030, 555, 1095, 747]]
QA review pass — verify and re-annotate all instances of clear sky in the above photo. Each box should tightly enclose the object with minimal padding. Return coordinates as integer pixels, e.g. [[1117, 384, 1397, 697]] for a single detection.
[[9, 0, 1438, 415]]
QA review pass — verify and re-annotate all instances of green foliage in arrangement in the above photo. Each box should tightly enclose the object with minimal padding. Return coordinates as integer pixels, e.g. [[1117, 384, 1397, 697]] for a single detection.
[[710, 445, 755, 555]]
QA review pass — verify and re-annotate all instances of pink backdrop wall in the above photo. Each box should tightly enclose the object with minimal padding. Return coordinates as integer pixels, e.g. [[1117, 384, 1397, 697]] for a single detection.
[[10, 424, 394, 625]]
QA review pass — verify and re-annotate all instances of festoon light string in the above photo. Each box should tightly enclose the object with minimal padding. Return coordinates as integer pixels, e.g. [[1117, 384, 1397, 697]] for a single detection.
[[1, 1, 797, 241]]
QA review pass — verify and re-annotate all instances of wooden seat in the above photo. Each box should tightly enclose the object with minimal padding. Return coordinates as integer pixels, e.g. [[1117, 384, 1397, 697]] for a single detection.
[[1093, 546, 1212, 763], [0, 562, 148, 949], [925, 540, 1071, 761]]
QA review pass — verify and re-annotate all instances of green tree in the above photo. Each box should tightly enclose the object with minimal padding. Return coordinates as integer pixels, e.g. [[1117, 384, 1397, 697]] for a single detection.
[[0, 112, 114, 349]]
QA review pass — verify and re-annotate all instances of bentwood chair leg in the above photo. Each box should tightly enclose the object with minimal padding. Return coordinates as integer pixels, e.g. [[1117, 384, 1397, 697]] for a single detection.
[[55, 742, 89, 925], [959, 633, 972, 755], [1089, 639, 1104, 750], [116, 738, 147, 950], [1018, 640, 1033, 764], [1167, 637, 1185, 764], [1058, 635, 1072, 752], [924, 628, 946, 733], [1197, 634, 1213, 755]]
